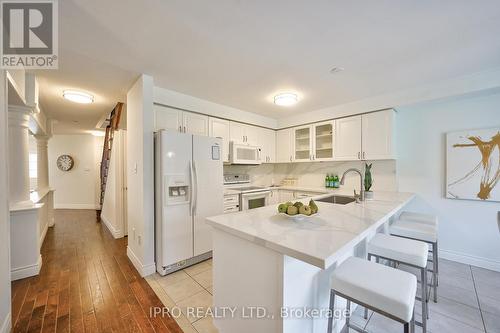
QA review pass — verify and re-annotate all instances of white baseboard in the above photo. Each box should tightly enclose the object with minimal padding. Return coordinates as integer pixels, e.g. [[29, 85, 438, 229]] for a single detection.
[[127, 246, 156, 277], [440, 248, 500, 272], [54, 203, 99, 209], [100, 215, 124, 239], [11, 254, 42, 281], [0, 312, 11, 333]]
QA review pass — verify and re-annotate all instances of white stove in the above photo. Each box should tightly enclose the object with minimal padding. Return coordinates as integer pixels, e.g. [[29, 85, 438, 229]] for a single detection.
[[224, 174, 271, 211]]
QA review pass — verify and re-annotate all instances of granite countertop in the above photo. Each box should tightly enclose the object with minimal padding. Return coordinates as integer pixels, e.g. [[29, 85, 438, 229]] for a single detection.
[[207, 191, 415, 269]]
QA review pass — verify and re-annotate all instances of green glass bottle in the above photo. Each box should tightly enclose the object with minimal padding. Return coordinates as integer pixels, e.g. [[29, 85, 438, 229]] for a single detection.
[[325, 174, 330, 188]]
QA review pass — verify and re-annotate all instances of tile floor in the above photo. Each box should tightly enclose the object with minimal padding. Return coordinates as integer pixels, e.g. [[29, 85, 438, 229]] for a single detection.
[[147, 258, 500, 333]]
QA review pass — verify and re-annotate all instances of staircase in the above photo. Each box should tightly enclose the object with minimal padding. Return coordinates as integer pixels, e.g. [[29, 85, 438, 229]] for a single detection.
[[99, 102, 124, 210]]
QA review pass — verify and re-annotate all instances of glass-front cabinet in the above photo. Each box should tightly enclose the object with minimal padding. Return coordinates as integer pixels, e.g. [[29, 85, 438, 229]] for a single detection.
[[293, 121, 335, 162], [294, 126, 312, 161], [313, 121, 334, 161]]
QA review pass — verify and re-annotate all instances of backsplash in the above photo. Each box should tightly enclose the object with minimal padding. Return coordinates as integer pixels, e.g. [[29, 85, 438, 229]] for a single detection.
[[224, 160, 398, 192]]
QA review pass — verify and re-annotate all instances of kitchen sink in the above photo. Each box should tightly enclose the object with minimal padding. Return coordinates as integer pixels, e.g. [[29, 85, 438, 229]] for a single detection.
[[317, 195, 356, 205]]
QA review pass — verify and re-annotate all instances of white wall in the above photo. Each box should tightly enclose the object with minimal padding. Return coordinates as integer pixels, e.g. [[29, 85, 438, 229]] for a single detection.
[[127, 75, 156, 276], [154, 86, 278, 129], [397, 92, 500, 271], [48, 134, 102, 209], [0, 71, 12, 333]]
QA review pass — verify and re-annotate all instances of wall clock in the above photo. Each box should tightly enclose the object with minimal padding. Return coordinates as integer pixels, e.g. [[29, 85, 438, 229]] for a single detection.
[[57, 154, 74, 171]]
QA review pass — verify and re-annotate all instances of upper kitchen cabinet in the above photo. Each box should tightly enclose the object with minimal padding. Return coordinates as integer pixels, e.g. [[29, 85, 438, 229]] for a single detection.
[[361, 109, 395, 160], [293, 125, 313, 162], [209, 117, 230, 162], [183, 112, 209, 136], [229, 121, 246, 144], [229, 122, 260, 146], [276, 128, 294, 163], [259, 128, 276, 163], [154, 104, 182, 132], [334, 115, 362, 160], [334, 110, 395, 161], [292, 121, 335, 162], [154, 105, 209, 136], [313, 121, 335, 161]]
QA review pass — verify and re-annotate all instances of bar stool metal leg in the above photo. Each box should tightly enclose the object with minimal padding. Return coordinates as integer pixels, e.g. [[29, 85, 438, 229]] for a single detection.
[[420, 268, 427, 332], [327, 290, 335, 333], [346, 300, 351, 328], [432, 242, 438, 302]]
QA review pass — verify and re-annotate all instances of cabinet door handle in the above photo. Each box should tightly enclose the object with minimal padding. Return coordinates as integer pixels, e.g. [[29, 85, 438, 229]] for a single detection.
[[363, 152, 366, 159], [179, 125, 182, 132], [183, 126, 186, 133], [358, 152, 361, 159]]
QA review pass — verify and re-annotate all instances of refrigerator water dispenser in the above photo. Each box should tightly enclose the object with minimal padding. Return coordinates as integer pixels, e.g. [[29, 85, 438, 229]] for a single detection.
[[164, 174, 190, 205]]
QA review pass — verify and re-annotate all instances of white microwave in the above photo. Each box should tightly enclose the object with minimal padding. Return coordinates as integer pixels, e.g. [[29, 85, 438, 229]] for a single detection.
[[230, 142, 262, 165]]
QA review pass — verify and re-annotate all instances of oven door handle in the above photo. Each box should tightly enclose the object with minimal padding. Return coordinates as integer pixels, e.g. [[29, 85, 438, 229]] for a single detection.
[[241, 190, 271, 199]]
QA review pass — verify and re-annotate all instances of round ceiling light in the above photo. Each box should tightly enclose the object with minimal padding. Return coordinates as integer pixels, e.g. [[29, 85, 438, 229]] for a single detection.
[[63, 90, 94, 104], [274, 93, 299, 106]]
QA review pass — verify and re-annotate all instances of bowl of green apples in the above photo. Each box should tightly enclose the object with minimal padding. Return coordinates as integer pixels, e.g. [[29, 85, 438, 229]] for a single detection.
[[277, 199, 318, 221]]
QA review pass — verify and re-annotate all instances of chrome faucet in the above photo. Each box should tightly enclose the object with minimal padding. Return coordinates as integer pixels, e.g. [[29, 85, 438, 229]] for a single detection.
[[340, 168, 364, 201]]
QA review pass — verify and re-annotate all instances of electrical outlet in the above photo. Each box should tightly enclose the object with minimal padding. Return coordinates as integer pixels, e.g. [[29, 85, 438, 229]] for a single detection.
[[137, 235, 142, 246], [132, 227, 136, 240]]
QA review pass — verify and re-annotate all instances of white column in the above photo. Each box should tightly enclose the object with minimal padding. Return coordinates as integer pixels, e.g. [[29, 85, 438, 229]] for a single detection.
[[8, 105, 32, 205], [35, 135, 50, 190]]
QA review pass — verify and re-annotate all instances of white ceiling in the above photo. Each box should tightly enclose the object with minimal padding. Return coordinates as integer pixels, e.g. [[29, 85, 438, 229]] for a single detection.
[[38, 0, 500, 133]]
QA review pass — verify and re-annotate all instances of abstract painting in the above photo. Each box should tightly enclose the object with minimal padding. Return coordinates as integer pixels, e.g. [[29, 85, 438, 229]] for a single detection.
[[446, 128, 500, 202]]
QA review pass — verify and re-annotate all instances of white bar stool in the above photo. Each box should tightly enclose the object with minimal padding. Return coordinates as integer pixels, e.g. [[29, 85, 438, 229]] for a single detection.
[[328, 257, 417, 333], [367, 233, 429, 333], [399, 211, 439, 285], [390, 218, 438, 303]]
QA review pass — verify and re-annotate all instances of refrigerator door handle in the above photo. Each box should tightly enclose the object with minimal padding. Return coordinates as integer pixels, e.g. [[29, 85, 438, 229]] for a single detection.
[[192, 160, 198, 216], [189, 160, 194, 216]]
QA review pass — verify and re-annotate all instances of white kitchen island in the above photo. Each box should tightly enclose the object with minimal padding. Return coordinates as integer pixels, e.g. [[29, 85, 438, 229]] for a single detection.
[[206, 191, 415, 333]]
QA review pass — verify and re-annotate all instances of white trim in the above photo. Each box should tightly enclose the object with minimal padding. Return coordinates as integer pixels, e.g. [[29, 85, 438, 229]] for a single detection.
[[100, 214, 124, 239], [54, 203, 99, 209], [11, 254, 42, 281], [0, 312, 11, 333], [127, 246, 156, 277], [440, 248, 500, 272], [39, 221, 48, 249]]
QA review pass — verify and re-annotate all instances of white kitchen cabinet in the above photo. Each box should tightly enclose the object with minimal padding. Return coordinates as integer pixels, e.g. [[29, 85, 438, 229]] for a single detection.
[[245, 125, 261, 146], [259, 128, 276, 163], [334, 110, 395, 161], [293, 121, 335, 162], [362, 110, 395, 160], [313, 121, 335, 161], [279, 190, 295, 202], [154, 105, 182, 131], [209, 117, 230, 162], [293, 125, 313, 162], [269, 189, 280, 205], [154, 105, 208, 136], [276, 128, 294, 163], [183, 112, 209, 136], [229, 121, 247, 144], [334, 115, 362, 161], [229, 122, 261, 146]]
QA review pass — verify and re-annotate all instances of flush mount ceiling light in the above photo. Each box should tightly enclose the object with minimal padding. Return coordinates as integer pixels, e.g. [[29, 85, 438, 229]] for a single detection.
[[274, 93, 299, 106], [63, 90, 94, 104]]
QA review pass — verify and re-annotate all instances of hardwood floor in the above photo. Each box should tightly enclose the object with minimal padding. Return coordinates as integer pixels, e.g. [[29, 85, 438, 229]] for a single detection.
[[11, 209, 183, 333]]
